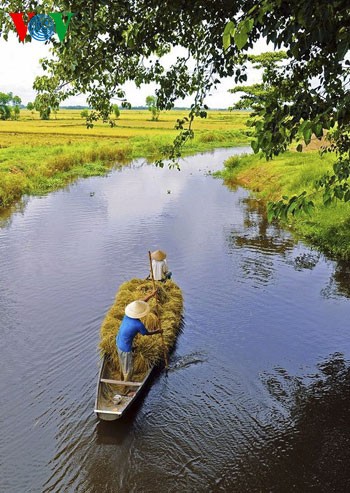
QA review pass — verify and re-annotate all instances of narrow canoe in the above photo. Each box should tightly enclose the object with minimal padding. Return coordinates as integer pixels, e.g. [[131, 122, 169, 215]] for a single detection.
[[94, 355, 153, 421], [95, 278, 183, 420]]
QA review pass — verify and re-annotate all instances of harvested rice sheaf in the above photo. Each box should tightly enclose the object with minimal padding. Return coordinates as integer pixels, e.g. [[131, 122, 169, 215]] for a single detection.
[[99, 279, 183, 381]]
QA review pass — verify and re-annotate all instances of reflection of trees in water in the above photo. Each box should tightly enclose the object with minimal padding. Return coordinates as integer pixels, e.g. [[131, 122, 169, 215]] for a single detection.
[[321, 260, 350, 299], [215, 353, 350, 492], [0, 198, 28, 229], [227, 195, 350, 299], [226, 197, 295, 285], [288, 251, 321, 271], [238, 198, 294, 253]]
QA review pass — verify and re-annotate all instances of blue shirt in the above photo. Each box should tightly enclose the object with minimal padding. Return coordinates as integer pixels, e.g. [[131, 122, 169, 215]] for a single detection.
[[116, 315, 149, 352]]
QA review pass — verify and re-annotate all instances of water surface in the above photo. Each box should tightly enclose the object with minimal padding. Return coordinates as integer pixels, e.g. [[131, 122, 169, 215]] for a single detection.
[[1, 147, 350, 492]]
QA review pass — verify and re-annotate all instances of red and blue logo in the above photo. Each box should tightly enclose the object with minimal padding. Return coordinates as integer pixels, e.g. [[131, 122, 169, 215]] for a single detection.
[[9, 12, 74, 42]]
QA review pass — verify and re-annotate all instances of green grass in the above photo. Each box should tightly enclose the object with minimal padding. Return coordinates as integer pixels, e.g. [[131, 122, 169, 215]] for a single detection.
[[216, 150, 350, 259], [0, 109, 250, 208]]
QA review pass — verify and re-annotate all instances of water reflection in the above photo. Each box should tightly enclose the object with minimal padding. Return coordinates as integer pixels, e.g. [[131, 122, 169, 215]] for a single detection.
[[225, 197, 295, 286], [212, 353, 350, 492], [229, 197, 296, 255], [321, 260, 350, 299], [1, 147, 350, 492], [225, 194, 350, 300], [0, 196, 29, 228], [261, 353, 350, 492]]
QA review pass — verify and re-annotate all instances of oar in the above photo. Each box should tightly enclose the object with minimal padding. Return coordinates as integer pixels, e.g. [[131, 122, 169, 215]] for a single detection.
[[148, 251, 169, 370]]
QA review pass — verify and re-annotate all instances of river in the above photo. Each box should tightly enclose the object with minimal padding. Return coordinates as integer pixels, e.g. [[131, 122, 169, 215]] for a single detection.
[[1, 147, 350, 492]]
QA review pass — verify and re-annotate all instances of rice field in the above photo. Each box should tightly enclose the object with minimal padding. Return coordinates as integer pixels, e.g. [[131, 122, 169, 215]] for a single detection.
[[0, 109, 249, 143], [0, 109, 250, 209]]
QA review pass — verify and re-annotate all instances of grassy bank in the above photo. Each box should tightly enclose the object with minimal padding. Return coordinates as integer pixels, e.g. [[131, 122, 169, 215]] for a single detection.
[[217, 150, 350, 259], [0, 109, 250, 209]]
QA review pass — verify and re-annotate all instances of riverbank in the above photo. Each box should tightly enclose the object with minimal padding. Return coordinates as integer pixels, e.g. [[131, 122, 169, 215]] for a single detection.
[[217, 150, 350, 259], [0, 109, 250, 209]]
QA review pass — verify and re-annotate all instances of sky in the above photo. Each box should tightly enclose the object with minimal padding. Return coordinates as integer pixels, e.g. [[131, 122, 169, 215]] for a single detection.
[[0, 32, 266, 108]]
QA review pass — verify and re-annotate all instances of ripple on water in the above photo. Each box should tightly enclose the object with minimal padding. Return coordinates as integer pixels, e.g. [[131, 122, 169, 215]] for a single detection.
[[1, 148, 350, 492]]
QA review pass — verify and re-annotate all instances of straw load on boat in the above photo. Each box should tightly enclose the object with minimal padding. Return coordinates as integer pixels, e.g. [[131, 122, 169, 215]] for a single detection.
[[99, 279, 183, 383]]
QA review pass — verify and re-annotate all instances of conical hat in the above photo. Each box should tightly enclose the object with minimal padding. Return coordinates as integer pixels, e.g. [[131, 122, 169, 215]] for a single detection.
[[151, 250, 167, 261], [125, 300, 150, 319]]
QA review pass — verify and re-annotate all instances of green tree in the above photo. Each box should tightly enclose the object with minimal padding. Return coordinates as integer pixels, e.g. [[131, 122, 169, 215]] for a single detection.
[[0, 105, 11, 120], [12, 95, 21, 120], [230, 52, 287, 109], [80, 109, 89, 118], [0, 1, 348, 207], [27, 102, 35, 119], [0, 91, 21, 120], [33, 75, 61, 120], [112, 104, 120, 119], [223, 3, 350, 216], [34, 94, 52, 120], [0, 92, 12, 120], [145, 96, 160, 121]]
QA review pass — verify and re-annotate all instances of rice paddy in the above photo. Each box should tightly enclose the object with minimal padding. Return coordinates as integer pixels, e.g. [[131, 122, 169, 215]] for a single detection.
[[99, 279, 184, 385], [0, 109, 250, 210]]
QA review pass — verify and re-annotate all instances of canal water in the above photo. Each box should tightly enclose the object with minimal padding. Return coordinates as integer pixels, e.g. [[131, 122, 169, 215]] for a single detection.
[[1, 147, 350, 492]]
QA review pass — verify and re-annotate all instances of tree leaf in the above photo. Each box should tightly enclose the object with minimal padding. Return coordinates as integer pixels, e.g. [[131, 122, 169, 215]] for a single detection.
[[234, 29, 248, 50], [223, 21, 235, 36], [303, 126, 312, 145], [314, 123, 323, 138], [223, 33, 231, 51], [223, 21, 235, 50], [251, 139, 259, 153]]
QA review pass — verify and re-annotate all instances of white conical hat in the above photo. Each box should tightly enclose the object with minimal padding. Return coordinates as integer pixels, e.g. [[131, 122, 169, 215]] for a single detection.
[[151, 250, 167, 261], [125, 300, 150, 319]]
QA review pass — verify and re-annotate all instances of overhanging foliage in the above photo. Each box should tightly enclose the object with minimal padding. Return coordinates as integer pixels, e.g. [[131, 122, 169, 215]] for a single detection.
[[0, 0, 349, 214]]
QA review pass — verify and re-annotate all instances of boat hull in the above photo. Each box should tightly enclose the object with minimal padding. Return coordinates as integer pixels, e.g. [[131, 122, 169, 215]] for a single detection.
[[94, 356, 153, 421]]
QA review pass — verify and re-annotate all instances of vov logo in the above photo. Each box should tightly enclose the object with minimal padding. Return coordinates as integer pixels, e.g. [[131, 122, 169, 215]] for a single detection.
[[10, 12, 74, 42]]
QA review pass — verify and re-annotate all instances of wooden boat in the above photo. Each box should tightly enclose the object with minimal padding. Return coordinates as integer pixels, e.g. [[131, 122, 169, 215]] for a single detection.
[[94, 355, 153, 421], [95, 277, 183, 420]]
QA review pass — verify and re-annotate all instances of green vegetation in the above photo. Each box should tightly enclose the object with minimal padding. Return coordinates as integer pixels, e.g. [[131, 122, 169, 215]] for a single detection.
[[1, 2, 347, 212], [27, 101, 35, 119], [0, 92, 22, 121], [2, 1, 345, 191], [34, 93, 59, 120], [217, 151, 350, 259], [145, 95, 160, 121], [2, 2, 347, 219], [223, 5, 350, 218], [0, 109, 249, 209], [112, 104, 120, 119]]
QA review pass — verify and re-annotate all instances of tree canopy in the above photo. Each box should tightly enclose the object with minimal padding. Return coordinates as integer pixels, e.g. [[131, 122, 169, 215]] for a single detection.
[[0, 91, 22, 120], [1, 1, 349, 209], [145, 95, 160, 121]]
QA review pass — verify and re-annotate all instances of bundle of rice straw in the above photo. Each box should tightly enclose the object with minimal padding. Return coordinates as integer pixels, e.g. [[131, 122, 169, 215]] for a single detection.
[[99, 279, 183, 381]]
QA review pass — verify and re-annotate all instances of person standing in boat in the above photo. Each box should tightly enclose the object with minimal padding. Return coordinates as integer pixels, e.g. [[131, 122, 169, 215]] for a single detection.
[[150, 250, 172, 281], [116, 290, 162, 395]]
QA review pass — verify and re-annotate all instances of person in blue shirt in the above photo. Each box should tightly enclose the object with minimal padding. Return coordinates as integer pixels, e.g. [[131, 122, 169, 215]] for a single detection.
[[116, 289, 162, 395]]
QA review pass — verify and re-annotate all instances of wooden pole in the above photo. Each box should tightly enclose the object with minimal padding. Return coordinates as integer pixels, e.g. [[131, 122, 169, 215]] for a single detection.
[[148, 251, 169, 369]]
